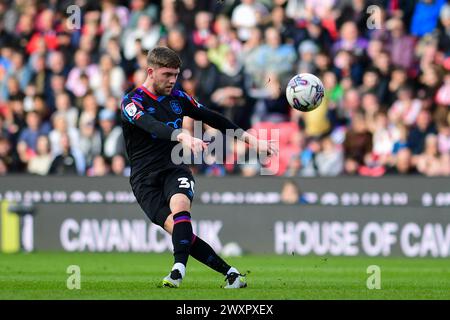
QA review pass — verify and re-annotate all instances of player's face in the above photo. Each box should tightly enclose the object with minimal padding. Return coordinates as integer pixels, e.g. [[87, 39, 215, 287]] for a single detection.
[[150, 67, 180, 96]]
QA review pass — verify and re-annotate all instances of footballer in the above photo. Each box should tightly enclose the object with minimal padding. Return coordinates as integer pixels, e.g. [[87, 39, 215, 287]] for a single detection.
[[120, 47, 277, 288]]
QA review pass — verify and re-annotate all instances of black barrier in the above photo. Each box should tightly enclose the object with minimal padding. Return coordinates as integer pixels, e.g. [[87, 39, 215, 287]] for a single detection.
[[15, 203, 449, 257], [1, 176, 450, 207], [0, 176, 449, 257]]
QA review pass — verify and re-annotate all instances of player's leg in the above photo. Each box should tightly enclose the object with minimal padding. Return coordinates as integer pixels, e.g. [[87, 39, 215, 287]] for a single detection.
[[164, 202, 246, 289], [162, 167, 246, 288], [130, 173, 184, 287], [164, 215, 247, 289], [161, 193, 193, 288], [190, 234, 247, 288]]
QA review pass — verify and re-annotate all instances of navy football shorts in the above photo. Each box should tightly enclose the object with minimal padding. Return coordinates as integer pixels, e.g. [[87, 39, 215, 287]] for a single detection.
[[131, 167, 195, 228]]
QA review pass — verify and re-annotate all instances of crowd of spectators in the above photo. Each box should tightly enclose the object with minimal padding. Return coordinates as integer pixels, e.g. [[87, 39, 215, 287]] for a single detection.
[[0, 0, 449, 177]]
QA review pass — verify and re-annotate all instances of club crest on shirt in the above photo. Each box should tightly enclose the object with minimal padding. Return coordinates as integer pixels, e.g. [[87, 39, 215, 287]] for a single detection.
[[170, 100, 182, 114], [125, 102, 137, 116]]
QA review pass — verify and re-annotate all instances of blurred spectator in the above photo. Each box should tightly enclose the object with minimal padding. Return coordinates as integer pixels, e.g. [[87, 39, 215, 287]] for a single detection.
[[87, 155, 110, 177], [385, 17, 417, 71], [343, 112, 373, 166], [79, 92, 100, 124], [29, 54, 51, 97], [333, 50, 364, 85], [16, 111, 51, 158], [419, 64, 443, 99], [101, 0, 129, 30], [100, 14, 124, 52], [437, 124, 450, 154], [440, 153, 450, 176], [48, 133, 85, 175], [437, 4, 450, 55], [0, 158, 7, 175], [0, 136, 22, 172], [192, 11, 213, 48], [415, 134, 442, 176], [361, 93, 381, 132], [160, 2, 183, 34], [213, 14, 242, 53], [26, 9, 58, 54], [91, 54, 126, 105], [266, 5, 294, 42], [299, 137, 321, 177], [336, 88, 361, 126], [372, 111, 399, 164], [407, 109, 438, 155], [388, 85, 423, 126], [385, 67, 409, 107], [175, 0, 197, 32], [297, 40, 319, 74], [211, 50, 252, 129], [111, 154, 130, 177], [122, 14, 160, 60], [48, 74, 69, 107], [293, 17, 333, 53], [316, 136, 344, 176], [231, 0, 269, 42], [206, 34, 230, 72], [98, 109, 125, 159], [127, 0, 159, 30], [65, 50, 99, 98], [27, 135, 52, 175], [280, 179, 308, 204], [48, 51, 68, 77], [167, 28, 195, 74], [410, 0, 446, 37], [332, 21, 368, 58], [386, 147, 417, 175], [242, 26, 263, 71], [254, 73, 290, 123], [435, 71, 450, 106], [285, 0, 309, 21], [392, 124, 409, 154], [372, 50, 391, 90], [78, 115, 102, 167], [48, 112, 80, 157], [54, 92, 78, 128], [252, 26, 297, 87], [0, 113, 8, 138], [6, 95, 27, 137], [9, 50, 32, 91]]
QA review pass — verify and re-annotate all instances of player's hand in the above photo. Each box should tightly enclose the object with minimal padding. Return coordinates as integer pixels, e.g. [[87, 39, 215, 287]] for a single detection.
[[176, 132, 208, 157], [256, 139, 279, 157], [242, 132, 278, 157]]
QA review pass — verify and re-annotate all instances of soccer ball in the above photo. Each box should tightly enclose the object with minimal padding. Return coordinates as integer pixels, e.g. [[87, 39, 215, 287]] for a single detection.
[[286, 73, 325, 112]]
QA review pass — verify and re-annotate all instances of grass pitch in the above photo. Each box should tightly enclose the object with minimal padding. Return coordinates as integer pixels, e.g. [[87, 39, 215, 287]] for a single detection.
[[0, 252, 449, 300]]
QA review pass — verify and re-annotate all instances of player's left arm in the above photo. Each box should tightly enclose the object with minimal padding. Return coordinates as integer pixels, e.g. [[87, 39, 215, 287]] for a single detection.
[[178, 91, 278, 156]]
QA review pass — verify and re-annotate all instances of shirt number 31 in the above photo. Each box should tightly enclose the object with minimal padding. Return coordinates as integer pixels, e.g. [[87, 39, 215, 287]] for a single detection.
[[178, 177, 194, 193]]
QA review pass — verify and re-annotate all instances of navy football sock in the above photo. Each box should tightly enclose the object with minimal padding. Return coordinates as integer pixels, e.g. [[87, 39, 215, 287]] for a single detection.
[[190, 234, 231, 275], [172, 211, 193, 267]]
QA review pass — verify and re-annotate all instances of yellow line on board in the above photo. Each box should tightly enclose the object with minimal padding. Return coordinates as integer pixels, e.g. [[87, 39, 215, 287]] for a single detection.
[[1, 201, 20, 253]]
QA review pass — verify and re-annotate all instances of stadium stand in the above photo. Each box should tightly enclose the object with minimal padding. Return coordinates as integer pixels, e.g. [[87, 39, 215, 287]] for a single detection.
[[0, 0, 449, 177]]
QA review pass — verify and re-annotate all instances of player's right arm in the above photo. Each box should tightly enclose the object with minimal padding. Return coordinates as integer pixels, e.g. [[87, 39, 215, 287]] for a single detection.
[[121, 97, 176, 139], [120, 97, 207, 156]]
